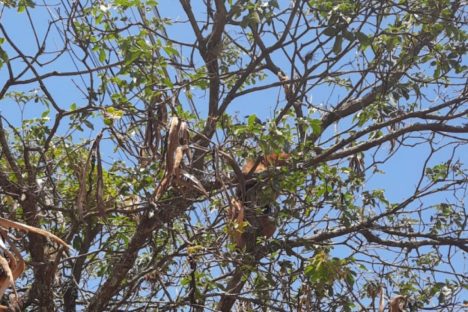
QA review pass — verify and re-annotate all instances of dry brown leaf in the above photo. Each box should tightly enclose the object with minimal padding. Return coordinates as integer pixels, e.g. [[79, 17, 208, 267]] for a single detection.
[[178, 122, 192, 164], [154, 117, 197, 200], [10, 257, 24, 283], [389, 295, 406, 312], [75, 161, 87, 220], [8, 237, 25, 282], [277, 71, 292, 98], [142, 108, 157, 162], [95, 133, 105, 216], [165, 116, 180, 173], [0, 238, 25, 310], [173, 146, 185, 177], [0, 225, 55, 305], [75, 134, 103, 219], [0, 255, 14, 298], [154, 117, 180, 200], [178, 121, 189, 145], [227, 198, 246, 248], [0, 217, 70, 249], [378, 286, 385, 312], [0, 251, 16, 277], [0, 237, 24, 280], [155, 176, 171, 200], [228, 199, 244, 224]]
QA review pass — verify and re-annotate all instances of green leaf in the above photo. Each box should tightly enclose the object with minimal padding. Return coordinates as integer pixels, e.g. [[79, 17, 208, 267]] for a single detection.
[[247, 114, 258, 127], [0, 47, 8, 64], [163, 45, 179, 57], [309, 119, 322, 135], [124, 50, 142, 66], [162, 77, 174, 88], [332, 35, 343, 54], [106, 107, 124, 119], [355, 32, 372, 50], [425, 163, 448, 181], [323, 27, 338, 37], [83, 119, 95, 130], [342, 29, 354, 41], [356, 111, 368, 127], [249, 11, 260, 26], [99, 49, 106, 62], [104, 118, 113, 126], [72, 235, 82, 250]]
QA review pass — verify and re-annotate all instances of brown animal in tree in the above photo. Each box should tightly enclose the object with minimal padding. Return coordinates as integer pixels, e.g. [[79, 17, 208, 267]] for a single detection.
[[240, 152, 290, 176], [227, 153, 289, 249]]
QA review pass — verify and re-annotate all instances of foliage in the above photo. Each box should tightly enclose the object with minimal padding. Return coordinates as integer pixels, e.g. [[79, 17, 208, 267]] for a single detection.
[[0, 0, 466, 311]]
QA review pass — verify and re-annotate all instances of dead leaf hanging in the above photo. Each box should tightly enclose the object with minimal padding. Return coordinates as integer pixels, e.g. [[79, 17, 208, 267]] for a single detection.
[[0, 255, 15, 299], [226, 198, 246, 249], [154, 117, 205, 200], [0, 217, 68, 310], [154, 116, 180, 200], [0, 217, 70, 249]]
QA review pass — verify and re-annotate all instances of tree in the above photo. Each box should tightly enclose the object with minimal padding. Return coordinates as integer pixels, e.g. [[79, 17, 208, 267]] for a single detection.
[[0, 0, 466, 310]]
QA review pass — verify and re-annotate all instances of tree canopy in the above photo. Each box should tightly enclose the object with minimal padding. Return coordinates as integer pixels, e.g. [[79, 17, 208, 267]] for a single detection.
[[0, 0, 467, 311]]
